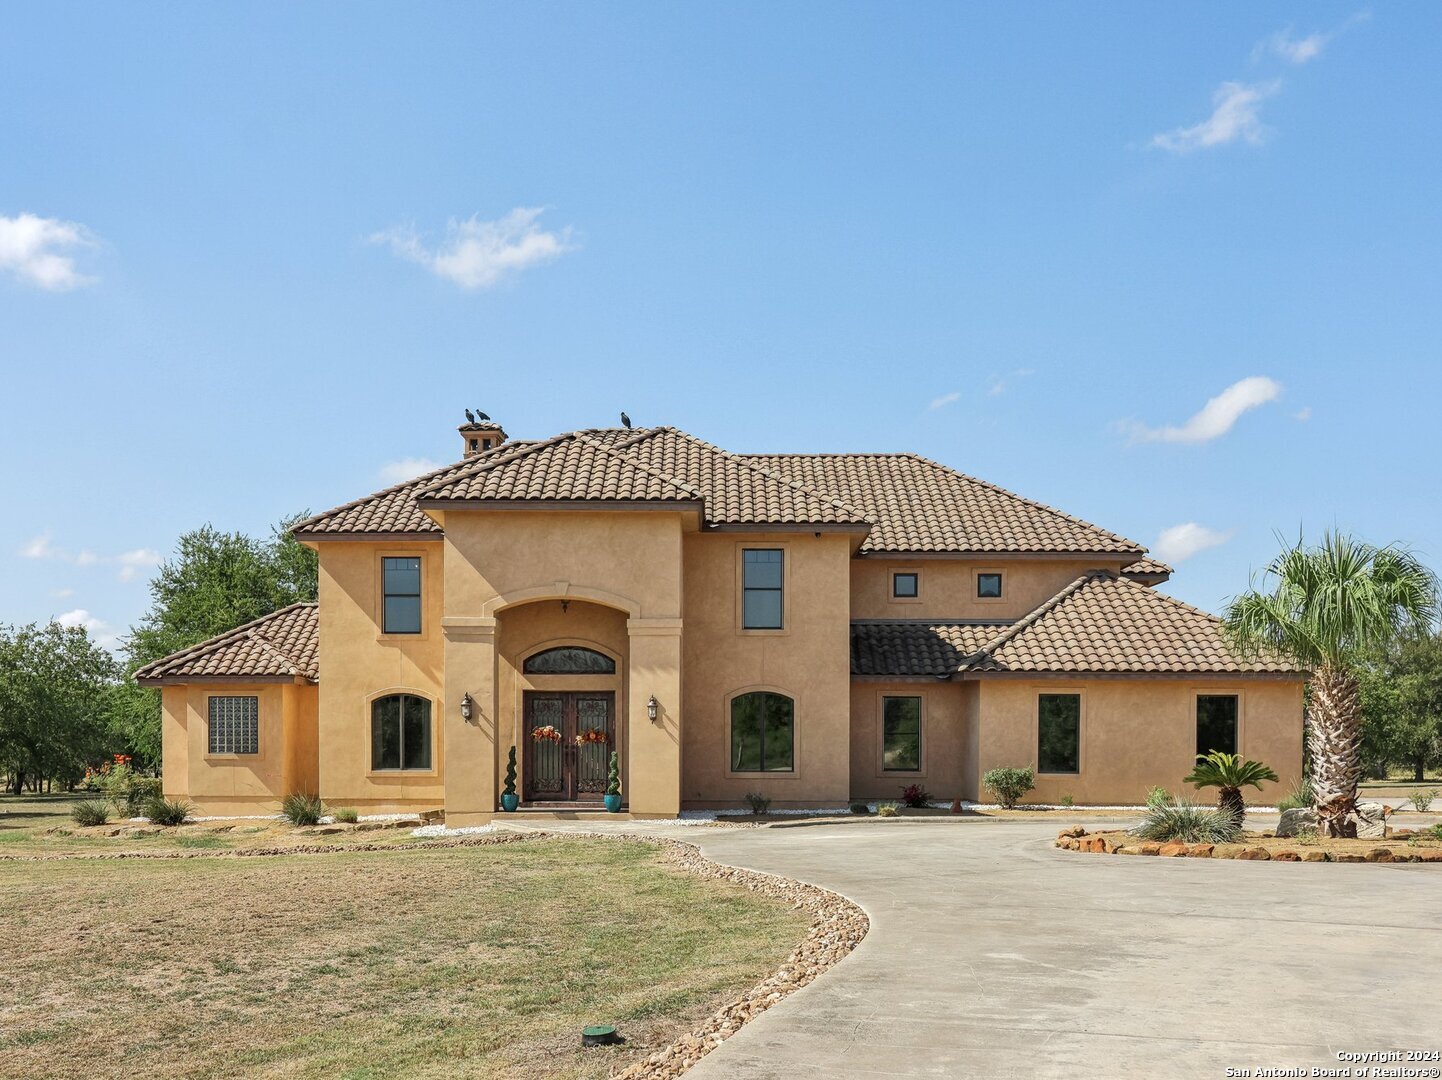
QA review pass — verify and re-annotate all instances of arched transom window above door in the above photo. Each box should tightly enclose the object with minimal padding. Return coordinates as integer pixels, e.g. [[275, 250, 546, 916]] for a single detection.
[[523, 647, 617, 675]]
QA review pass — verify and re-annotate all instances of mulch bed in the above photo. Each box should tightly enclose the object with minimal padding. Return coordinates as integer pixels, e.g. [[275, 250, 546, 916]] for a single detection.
[[1056, 825, 1442, 863]]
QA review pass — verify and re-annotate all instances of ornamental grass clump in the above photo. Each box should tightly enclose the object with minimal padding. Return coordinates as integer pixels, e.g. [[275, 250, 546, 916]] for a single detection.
[[144, 797, 193, 827], [875, 802, 900, 818], [71, 801, 110, 827], [333, 807, 359, 824], [281, 792, 326, 827], [982, 766, 1034, 809], [1131, 798, 1242, 844], [1277, 775, 1314, 811]]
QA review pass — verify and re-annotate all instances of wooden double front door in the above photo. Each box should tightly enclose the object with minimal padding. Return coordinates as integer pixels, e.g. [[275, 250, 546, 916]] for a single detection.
[[523, 691, 616, 803]]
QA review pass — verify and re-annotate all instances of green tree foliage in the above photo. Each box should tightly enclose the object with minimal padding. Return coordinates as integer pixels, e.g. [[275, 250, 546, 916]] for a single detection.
[[114, 513, 318, 763], [0, 622, 119, 793], [1359, 629, 1442, 781]]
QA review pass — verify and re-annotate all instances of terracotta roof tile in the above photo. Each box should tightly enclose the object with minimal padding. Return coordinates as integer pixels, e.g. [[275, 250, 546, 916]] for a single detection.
[[851, 620, 1010, 676], [745, 453, 1144, 555], [1121, 555, 1172, 582], [967, 573, 1302, 675], [134, 603, 319, 683]]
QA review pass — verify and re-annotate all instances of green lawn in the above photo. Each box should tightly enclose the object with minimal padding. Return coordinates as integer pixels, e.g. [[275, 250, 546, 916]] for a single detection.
[[0, 836, 807, 1079]]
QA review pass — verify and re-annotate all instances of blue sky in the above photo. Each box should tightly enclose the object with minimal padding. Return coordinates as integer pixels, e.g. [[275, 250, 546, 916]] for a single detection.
[[3, 3, 1439, 649]]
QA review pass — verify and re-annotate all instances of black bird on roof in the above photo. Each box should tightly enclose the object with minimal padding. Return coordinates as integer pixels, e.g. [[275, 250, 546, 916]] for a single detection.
[[477, 410, 490, 421], [620, 411, 632, 429], [464, 408, 475, 423]]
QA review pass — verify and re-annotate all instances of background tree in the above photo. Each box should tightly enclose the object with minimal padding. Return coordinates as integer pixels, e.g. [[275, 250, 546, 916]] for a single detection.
[[0, 622, 119, 793], [1358, 630, 1442, 781], [113, 513, 318, 764], [1224, 532, 1438, 836]]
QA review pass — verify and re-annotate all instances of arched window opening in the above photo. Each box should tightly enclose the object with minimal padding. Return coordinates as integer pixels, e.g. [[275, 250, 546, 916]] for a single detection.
[[523, 647, 616, 675]]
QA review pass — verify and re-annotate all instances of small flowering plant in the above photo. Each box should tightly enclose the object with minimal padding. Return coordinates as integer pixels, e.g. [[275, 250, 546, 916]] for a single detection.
[[575, 728, 608, 746], [532, 725, 562, 742]]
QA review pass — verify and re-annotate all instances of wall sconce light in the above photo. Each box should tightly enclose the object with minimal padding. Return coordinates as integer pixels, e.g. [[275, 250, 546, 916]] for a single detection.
[[646, 695, 659, 722], [460, 691, 475, 722]]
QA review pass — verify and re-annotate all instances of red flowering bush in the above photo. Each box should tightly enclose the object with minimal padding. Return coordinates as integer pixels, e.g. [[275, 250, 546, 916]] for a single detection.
[[899, 784, 932, 808]]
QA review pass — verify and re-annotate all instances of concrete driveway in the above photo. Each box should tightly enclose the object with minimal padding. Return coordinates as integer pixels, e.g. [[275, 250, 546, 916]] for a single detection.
[[525, 818, 1442, 1079]]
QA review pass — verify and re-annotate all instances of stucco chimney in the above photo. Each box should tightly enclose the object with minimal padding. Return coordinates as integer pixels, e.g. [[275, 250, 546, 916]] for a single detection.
[[459, 419, 506, 457]]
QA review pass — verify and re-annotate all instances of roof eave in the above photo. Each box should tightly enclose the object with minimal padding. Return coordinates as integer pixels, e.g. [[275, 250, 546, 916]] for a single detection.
[[135, 673, 314, 687]]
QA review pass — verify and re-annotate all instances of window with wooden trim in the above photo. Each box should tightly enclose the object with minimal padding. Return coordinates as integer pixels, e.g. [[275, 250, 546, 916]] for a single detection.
[[882, 695, 922, 771], [1038, 693, 1080, 774], [742, 549, 784, 629], [208, 696, 258, 755], [1196, 695, 1239, 757], [730, 691, 794, 772], [381, 557, 422, 634], [371, 694, 432, 770]]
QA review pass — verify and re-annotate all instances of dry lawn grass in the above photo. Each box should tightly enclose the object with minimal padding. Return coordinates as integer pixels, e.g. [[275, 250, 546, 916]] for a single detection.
[[0, 836, 808, 1079]]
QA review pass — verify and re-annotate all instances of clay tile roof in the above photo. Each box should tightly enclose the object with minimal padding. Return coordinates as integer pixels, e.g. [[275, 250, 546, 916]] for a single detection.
[[966, 573, 1303, 675], [744, 453, 1144, 555], [851, 620, 1011, 677], [1121, 555, 1173, 583], [417, 431, 703, 503], [293, 443, 538, 536], [134, 603, 319, 683]]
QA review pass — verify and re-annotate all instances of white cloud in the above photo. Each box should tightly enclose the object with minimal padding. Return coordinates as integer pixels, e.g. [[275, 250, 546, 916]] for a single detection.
[[378, 457, 443, 484], [1258, 13, 1369, 65], [1293, 406, 1312, 422], [1151, 80, 1281, 154], [372, 207, 574, 290], [987, 368, 1035, 397], [927, 391, 961, 411], [1153, 523, 1234, 564], [0, 213, 98, 290], [1122, 376, 1283, 445], [55, 608, 120, 649], [52, 587, 75, 599], [19, 534, 161, 582]]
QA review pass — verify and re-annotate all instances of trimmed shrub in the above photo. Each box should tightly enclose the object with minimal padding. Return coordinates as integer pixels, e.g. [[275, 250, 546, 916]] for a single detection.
[[743, 792, 771, 816], [281, 792, 325, 827], [144, 797, 193, 827], [606, 751, 622, 797], [71, 801, 110, 827], [876, 802, 901, 818], [333, 807, 359, 824], [982, 766, 1035, 809], [848, 801, 871, 816], [1058, 795, 1075, 808], [899, 783, 932, 808], [503, 746, 518, 797], [1145, 786, 1172, 809], [1131, 799, 1241, 844]]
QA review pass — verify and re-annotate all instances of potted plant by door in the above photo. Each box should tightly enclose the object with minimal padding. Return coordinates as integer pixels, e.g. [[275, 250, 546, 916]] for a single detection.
[[500, 746, 520, 812], [604, 751, 622, 813]]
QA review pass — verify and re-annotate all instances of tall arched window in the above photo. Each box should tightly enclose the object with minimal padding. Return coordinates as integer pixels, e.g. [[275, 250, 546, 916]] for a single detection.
[[371, 694, 432, 771], [523, 647, 616, 675], [730, 691, 794, 773]]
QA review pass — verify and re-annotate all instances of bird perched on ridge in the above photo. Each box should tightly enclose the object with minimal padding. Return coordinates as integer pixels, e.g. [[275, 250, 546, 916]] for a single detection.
[[464, 408, 475, 423], [477, 410, 491, 421], [620, 411, 632, 429]]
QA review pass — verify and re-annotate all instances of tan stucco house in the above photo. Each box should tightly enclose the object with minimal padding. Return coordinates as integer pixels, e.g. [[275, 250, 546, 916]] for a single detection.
[[137, 420, 1305, 823]]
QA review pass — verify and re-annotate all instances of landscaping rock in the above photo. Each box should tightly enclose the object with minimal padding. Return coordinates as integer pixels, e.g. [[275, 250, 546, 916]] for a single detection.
[[1136, 843, 1161, 856], [1184, 844, 1213, 858], [1334, 853, 1366, 863], [1353, 803, 1387, 840], [1158, 842, 1187, 857], [1276, 808, 1317, 838], [1364, 848, 1393, 863], [1058, 826, 1085, 839], [1272, 851, 1301, 862], [1101, 835, 1126, 854], [1237, 848, 1271, 861], [1301, 851, 1328, 862]]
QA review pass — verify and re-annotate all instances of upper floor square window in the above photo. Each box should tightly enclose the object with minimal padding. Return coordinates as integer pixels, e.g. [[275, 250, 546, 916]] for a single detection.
[[382, 556, 422, 634], [742, 549, 784, 629], [977, 572, 1003, 599], [892, 572, 919, 599]]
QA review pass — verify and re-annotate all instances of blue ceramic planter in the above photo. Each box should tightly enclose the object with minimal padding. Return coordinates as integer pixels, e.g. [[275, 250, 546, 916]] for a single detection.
[[500, 793, 519, 813], [604, 794, 623, 813]]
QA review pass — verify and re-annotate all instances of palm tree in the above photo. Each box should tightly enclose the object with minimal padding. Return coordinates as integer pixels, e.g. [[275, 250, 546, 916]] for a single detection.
[[1183, 751, 1278, 823], [1224, 532, 1438, 837]]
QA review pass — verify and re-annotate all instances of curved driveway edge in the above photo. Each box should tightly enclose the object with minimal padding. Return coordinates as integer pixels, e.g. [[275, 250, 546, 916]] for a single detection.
[[519, 818, 1442, 1080]]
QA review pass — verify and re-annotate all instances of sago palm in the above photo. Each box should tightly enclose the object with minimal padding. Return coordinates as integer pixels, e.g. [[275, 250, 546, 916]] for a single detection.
[[1183, 751, 1278, 823], [1224, 532, 1437, 836]]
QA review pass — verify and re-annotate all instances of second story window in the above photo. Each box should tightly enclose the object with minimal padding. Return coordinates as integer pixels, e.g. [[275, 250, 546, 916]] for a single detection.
[[892, 572, 919, 599], [977, 572, 1003, 599], [742, 549, 784, 629], [382, 556, 422, 634]]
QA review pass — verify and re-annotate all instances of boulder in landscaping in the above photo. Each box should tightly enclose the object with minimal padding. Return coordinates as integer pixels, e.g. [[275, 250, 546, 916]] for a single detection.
[[1276, 808, 1316, 837]]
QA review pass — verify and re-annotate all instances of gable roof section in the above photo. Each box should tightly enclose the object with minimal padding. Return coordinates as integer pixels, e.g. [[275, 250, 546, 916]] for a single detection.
[[745, 453, 1144, 555], [134, 603, 319, 684], [966, 573, 1302, 675], [851, 620, 1010, 677]]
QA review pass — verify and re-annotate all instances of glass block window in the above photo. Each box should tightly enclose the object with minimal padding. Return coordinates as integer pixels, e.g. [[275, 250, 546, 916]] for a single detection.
[[382, 557, 422, 634], [882, 696, 922, 771], [371, 694, 432, 771], [742, 549, 784, 629], [730, 691, 794, 772], [523, 647, 616, 674], [977, 572, 1003, 598], [208, 696, 258, 755], [1196, 695, 1239, 757], [1038, 693, 1080, 774], [892, 572, 919, 598]]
